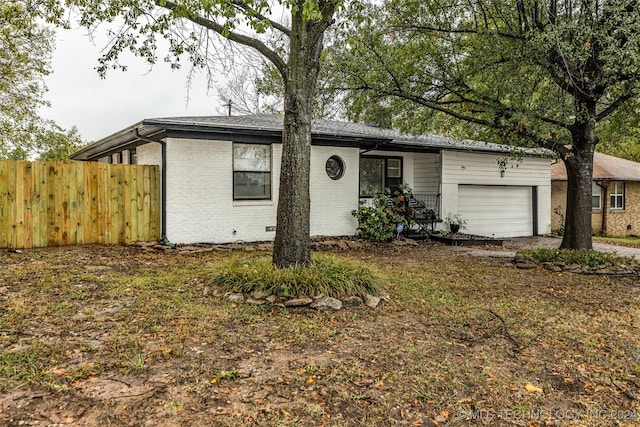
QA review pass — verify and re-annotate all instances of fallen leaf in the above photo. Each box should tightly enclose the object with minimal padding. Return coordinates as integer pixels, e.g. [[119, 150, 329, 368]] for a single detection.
[[310, 391, 325, 404], [47, 367, 69, 376], [525, 382, 543, 393]]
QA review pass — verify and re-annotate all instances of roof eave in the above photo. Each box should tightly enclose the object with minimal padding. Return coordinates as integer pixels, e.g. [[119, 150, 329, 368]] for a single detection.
[[71, 120, 166, 161]]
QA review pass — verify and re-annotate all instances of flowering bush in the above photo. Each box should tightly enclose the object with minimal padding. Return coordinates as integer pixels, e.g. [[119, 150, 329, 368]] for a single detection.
[[352, 186, 413, 241]]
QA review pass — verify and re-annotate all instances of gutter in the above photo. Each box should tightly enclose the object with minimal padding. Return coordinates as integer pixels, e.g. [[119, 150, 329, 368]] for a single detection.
[[134, 128, 174, 248]]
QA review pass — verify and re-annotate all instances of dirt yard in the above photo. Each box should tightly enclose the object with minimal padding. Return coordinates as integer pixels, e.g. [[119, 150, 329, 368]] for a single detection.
[[0, 240, 639, 426]]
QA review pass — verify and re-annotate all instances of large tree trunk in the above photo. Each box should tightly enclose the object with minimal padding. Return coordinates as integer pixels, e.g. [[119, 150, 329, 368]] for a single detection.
[[272, 9, 325, 269], [561, 103, 598, 250]]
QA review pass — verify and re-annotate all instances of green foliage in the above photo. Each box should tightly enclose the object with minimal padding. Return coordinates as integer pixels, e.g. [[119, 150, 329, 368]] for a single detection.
[[209, 253, 385, 299], [351, 185, 413, 241], [332, 0, 640, 249], [53, 0, 341, 78], [0, 341, 89, 392], [215, 369, 240, 381], [0, 1, 49, 158], [334, 0, 640, 150], [518, 248, 637, 268], [37, 126, 88, 161], [0, 2, 87, 160], [352, 202, 402, 242], [597, 99, 640, 162]]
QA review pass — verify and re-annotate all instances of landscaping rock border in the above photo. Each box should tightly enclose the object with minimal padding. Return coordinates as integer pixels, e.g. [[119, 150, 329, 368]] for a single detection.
[[431, 233, 503, 247], [215, 289, 390, 311], [513, 253, 640, 276], [134, 236, 423, 253]]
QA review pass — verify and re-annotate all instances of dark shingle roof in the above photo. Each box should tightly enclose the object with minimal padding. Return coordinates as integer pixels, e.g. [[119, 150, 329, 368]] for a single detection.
[[146, 114, 542, 153], [72, 113, 546, 160]]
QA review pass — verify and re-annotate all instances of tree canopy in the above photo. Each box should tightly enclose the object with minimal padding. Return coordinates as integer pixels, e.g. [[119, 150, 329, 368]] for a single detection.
[[334, 0, 640, 249], [597, 98, 640, 162]]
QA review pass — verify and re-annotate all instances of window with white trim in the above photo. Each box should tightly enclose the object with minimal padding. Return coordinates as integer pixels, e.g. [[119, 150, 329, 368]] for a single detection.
[[233, 143, 272, 200], [610, 181, 625, 210], [592, 182, 601, 210]]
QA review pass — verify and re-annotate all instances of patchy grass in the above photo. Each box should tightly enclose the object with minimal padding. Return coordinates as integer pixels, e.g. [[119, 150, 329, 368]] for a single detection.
[[519, 247, 637, 267], [209, 253, 385, 298], [595, 235, 640, 248], [0, 244, 639, 426]]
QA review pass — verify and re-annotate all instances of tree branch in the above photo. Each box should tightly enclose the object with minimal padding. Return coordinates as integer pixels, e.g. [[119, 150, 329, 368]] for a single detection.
[[596, 92, 634, 121], [230, 0, 291, 36], [158, 1, 287, 77], [401, 25, 525, 41], [386, 88, 571, 156], [390, 90, 499, 128]]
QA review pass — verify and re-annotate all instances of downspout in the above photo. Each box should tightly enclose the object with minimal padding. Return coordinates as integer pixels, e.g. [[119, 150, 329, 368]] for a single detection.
[[134, 129, 174, 248], [595, 180, 607, 236]]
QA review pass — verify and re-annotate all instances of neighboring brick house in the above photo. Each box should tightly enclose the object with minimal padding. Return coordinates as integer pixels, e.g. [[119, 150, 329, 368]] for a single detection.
[[551, 152, 640, 236]]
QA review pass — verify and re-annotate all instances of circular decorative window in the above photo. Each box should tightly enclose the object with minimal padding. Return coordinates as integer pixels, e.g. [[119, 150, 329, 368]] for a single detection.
[[325, 155, 345, 180]]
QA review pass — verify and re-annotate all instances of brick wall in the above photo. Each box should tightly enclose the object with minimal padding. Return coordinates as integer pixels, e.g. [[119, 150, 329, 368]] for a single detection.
[[136, 138, 362, 244], [551, 180, 640, 236], [606, 181, 640, 236]]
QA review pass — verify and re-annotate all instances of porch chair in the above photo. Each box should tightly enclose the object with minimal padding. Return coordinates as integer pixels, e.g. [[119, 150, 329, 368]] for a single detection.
[[409, 193, 441, 235]]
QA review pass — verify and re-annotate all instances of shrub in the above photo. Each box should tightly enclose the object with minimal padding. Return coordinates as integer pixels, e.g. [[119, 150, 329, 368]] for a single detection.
[[352, 203, 403, 242], [208, 254, 385, 299], [352, 185, 413, 241]]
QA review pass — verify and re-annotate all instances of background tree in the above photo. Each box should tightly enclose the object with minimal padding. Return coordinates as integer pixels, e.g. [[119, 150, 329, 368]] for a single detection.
[[52, 0, 341, 267], [37, 125, 86, 160], [216, 59, 283, 116], [1, 0, 49, 157], [215, 50, 347, 119], [597, 99, 640, 162], [0, 1, 86, 159], [334, 0, 640, 249], [252, 52, 347, 119]]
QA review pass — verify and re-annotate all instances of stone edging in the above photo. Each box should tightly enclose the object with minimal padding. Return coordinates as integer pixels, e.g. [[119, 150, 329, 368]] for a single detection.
[[134, 236, 421, 253], [513, 253, 640, 276], [204, 287, 390, 311]]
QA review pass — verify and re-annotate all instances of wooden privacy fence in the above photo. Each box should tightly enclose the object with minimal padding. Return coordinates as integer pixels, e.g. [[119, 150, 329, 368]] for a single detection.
[[0, 160, 160, 249]]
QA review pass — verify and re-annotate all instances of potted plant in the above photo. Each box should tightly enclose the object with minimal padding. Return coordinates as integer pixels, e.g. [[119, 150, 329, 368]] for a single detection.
[[445, 213, 467, 233]]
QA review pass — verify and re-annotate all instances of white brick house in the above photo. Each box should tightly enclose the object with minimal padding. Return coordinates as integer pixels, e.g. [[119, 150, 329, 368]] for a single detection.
[[72, 115, 552, 244]]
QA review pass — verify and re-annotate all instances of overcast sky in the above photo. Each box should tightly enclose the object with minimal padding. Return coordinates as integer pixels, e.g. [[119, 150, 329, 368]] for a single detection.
[[42, 26, 228, 142]]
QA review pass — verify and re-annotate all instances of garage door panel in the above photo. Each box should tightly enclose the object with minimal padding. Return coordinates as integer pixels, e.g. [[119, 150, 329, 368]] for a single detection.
[[458, 185, 533, 238]]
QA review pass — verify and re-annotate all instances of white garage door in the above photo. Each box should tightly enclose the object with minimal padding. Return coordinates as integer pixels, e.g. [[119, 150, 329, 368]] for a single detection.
[[458, 185, 534, 238]]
